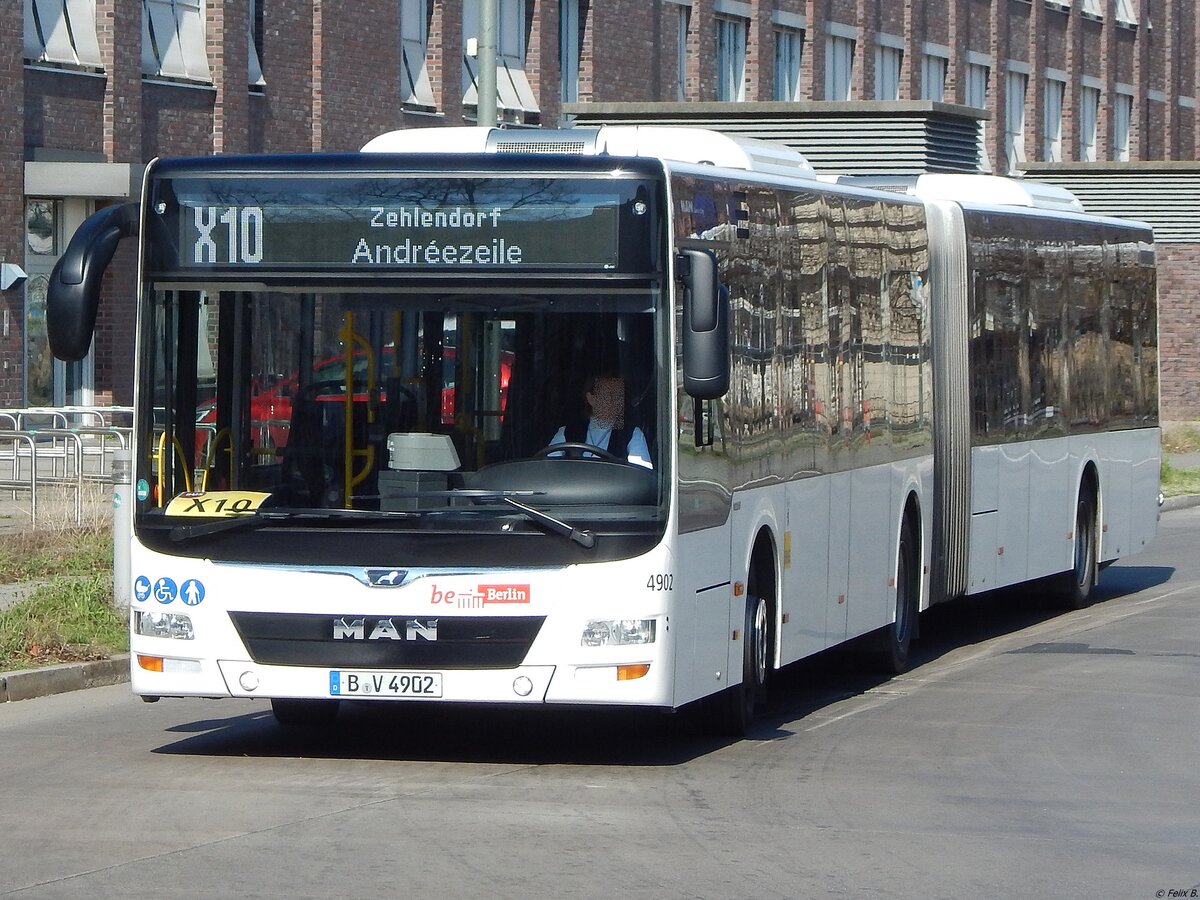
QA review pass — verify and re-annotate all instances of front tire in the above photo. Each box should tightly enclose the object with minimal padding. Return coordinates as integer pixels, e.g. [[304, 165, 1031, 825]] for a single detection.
[[708, 593, 769, 737]]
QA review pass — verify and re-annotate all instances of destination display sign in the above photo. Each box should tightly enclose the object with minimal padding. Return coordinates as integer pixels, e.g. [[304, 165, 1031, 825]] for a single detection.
[[151, 176, 630, 272]]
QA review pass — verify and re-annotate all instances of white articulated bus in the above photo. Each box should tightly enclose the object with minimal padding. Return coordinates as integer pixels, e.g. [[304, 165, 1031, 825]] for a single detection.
[[48, 126, 1159, 733]]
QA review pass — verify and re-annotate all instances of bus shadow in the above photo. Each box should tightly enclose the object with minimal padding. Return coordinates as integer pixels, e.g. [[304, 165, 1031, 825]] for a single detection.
[[754, 562, 1177, 731], [151, 563, 1176, 766], [152, 701, 728, 766]]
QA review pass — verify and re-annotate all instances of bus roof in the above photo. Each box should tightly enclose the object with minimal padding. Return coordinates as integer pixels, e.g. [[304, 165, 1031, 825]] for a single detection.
[[830, 173, 1086, 213], [362, 125, 818, 181]]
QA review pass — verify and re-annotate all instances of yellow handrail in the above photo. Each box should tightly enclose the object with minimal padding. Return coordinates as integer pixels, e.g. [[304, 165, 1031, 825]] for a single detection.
[[338, 312, 376, 508], [201, 427, 231, 492], [155, 430, 193, 505]]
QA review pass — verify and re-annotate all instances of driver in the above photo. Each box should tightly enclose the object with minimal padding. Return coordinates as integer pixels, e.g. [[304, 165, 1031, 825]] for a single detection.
[[547, 374, 652, 469]]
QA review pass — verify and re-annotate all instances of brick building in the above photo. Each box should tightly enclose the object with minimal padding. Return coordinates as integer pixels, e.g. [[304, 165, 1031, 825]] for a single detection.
[[4, 0, 1198, 416]]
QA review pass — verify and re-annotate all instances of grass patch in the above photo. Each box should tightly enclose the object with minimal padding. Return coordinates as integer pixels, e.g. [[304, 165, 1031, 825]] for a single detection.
[[0, 575, 126, 668], [1163, 423, 1200, 455], [0, 527, 123, 670], [0, 527, 112, 585], [1162, 458, 1200, 498]]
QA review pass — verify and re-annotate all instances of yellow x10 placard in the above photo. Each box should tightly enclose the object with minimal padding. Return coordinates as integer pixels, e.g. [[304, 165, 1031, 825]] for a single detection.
[[163, 491, 271, 517]]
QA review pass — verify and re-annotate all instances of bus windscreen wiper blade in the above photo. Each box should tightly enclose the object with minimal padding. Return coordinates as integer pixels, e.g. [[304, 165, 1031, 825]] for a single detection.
[[502, 496, 595, 549], [168, 508, 415, 542]]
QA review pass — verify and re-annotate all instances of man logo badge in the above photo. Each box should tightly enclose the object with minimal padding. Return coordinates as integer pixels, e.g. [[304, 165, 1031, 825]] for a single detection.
[[332, 617, 438, 641], [365, 569, 407, 586]]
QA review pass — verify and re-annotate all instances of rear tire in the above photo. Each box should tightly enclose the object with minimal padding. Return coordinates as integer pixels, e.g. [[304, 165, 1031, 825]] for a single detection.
[[270, 698, 340, 729], [1054, 487, 1097, 610]]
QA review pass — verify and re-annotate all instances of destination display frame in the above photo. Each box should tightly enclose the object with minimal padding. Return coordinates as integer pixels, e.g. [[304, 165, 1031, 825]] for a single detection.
[[145, 163, 663, 277]]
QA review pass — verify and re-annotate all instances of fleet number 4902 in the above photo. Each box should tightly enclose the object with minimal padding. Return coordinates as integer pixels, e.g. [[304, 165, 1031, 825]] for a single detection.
[[646, 574, 674, 591]]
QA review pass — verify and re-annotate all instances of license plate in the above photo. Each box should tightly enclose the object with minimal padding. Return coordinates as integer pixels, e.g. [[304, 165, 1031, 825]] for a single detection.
[[329, 670, 442, 698]]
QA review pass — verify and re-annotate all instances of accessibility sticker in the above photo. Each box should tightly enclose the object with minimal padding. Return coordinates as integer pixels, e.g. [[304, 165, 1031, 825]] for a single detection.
[[180, 579, 206, 606], [154, 577, 178, 605], [135, 575, 206, 606]]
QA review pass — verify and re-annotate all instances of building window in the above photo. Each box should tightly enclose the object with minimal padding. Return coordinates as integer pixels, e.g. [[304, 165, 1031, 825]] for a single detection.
[[1114, 0, 1138, 26], [825, 33, 855, 101], [24, 0, 102, 68], [248, 0, 265, 87], [716, 17, 747, 102], [560, 0, 582, 105], [875, 42, 902, 101], [1079, 86, 1100, 161], [25, 200, 59, 257], [1079, 0, 1103, 18], [1004, 71, 1027, 173], [966, 62, 990, 170], [965, 63, 988, 110], [142, 0, 211, 82], [676, 6, 689, 101], [25, 199, 64, 408], [1113, 91, 1133, 160], [402, 0, 435, 108], [463, 0, 539, 121], [774, 29, 802, 101], [921, 54, 948, 102], [1044, 78, 1065, 161]]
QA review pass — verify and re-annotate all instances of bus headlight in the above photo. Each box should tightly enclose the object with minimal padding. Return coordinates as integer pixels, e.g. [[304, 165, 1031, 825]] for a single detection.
[[581, 619, 656, 647], [135, 611, 195, 640]]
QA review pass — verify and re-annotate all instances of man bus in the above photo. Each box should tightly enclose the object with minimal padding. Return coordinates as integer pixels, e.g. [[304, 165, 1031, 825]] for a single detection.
[[48, 126, 1159, 734]]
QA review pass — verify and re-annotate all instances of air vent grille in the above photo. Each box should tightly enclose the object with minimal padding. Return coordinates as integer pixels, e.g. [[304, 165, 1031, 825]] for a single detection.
[[494, 140, 590, 154]]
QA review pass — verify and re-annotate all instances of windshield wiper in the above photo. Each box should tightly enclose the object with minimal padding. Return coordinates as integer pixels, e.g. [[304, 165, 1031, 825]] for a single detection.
[[502, 496, 595, 549], [167, 508, 416, 542]]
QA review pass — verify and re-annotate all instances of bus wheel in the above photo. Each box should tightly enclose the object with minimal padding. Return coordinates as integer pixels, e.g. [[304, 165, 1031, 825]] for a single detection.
[[270, 698, 340, 729], [868, 516, 918, 675], [1054, 487, 1097, 610], [709, 593, 769, 736]]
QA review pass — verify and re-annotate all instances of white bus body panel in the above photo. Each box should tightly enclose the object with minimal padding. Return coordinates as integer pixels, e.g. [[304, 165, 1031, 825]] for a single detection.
[[672, 526, 733, 707], [784, 475, 832, 657], [965, 428, 1159, 596], [128, 544, 684, 708]]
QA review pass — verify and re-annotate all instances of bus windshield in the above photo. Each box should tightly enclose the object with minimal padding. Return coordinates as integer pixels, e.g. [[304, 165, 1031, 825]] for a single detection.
[[136, 284, 668, 561]]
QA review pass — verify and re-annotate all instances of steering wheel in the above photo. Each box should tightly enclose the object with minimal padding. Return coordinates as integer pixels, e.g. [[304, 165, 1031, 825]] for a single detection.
[[532, 442, 623, 463]]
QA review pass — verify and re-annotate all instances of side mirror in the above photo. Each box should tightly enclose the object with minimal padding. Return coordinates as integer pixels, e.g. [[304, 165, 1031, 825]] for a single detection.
[[48, 202, 139, 361], [679, 249, 729, 399]]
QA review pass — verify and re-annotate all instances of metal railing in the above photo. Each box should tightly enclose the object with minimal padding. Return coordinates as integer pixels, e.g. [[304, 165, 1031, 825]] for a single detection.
[[0, 407, 134, 528]]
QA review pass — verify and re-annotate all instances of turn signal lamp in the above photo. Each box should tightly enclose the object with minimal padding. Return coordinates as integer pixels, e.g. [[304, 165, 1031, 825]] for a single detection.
[[617, 664, 651, 681], [137, 655, 201, 674]]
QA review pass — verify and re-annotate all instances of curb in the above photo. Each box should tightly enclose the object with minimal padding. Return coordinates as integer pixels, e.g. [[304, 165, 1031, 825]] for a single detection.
[[1162, 493, 1200, 512], [0, 654, 129, 703]]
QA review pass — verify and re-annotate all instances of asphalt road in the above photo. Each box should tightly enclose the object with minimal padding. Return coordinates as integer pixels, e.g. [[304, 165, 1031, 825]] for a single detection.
[[2, 509, 1198, 899]]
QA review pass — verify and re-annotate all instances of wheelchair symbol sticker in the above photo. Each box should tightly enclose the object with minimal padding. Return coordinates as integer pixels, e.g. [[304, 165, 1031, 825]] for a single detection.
[[181, 579, 205, 606], [133, 576, 152, 603], [154, 577, 178, 604]]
